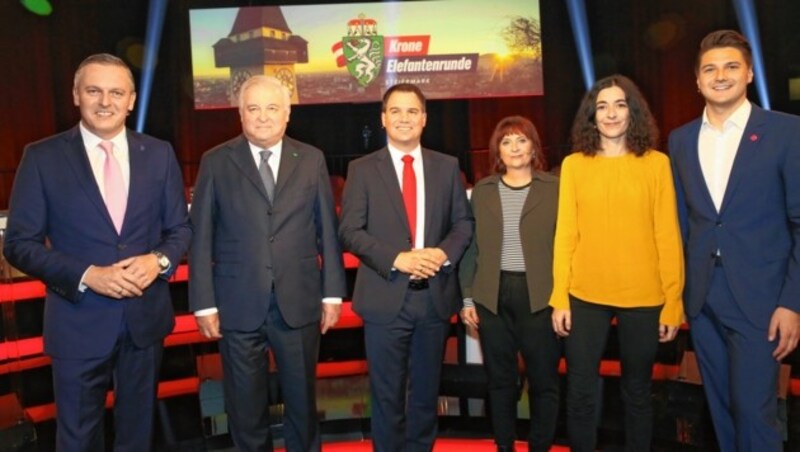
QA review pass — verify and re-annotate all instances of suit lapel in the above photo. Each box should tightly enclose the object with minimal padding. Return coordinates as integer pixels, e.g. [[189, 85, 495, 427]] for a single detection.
[[228, 136, 271, 204], [124, 131, 147, 235], [718, 106, 767, 215], [62, 127, 118, 233], [376, 148, 411, 238], [422, 149, 438, 246], [684, 120, 718, 214], [482, 177, 503, 221], [520, 173, 545, 220], [275, 139, 302, 201]]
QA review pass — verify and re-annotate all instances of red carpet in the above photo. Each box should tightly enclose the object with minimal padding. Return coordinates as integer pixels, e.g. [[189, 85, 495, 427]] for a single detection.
[[278, 439, 570, 451]]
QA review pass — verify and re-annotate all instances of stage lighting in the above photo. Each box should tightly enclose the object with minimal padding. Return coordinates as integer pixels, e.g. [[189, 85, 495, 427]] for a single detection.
[[20, 0, 52, 16], [566, 0, 595, 90]]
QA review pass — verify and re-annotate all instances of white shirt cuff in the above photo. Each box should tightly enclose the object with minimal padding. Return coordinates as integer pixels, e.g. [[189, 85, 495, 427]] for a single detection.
[[322, 297, 342, 304], [194, 308, 219, 316], [78, 266, 92, 293]]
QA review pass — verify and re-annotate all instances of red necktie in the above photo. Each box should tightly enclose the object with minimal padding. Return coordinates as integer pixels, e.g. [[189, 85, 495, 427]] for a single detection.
[[401, 155, 417, 246], [99, 141, 127, 234]]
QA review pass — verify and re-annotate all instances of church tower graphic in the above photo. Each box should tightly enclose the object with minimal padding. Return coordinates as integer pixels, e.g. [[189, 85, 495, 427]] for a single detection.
[[213, 6, 308, 104]]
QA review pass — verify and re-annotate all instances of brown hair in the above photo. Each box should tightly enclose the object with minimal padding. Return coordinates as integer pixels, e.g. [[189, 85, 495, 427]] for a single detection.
[[570, 74, 657, 156], [489, 115, 547, 173], [695, 29, 752, 74], [382, 83, 426, 112]]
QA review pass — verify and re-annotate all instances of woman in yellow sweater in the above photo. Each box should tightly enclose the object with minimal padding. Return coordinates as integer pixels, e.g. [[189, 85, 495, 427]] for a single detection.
[[549, 74, 684, 452]]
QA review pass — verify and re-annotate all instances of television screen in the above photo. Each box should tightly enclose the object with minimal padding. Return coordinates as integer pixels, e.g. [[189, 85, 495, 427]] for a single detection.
[[189, 0, 542, 108]]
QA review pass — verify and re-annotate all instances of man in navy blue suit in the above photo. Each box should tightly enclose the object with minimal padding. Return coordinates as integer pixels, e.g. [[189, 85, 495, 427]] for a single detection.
[[669, 30, 800, 451], [4, 54, 191, 451]]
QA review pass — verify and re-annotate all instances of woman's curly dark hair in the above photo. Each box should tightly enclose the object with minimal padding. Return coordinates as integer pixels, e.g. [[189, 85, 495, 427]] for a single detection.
[[570, 74, 658, 156]]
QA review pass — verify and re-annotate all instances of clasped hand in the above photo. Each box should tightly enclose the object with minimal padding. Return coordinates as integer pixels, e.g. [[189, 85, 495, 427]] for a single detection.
[[83, 254, 161, 299], [393, 247, 448, 279]]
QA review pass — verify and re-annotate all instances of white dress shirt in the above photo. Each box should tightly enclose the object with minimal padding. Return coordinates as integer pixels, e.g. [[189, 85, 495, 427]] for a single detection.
[[698, 100, 751, 212], [249, 139, 283, 182]]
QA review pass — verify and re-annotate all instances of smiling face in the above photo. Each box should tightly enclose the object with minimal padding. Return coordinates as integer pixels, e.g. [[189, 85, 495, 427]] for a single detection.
[[73, 63, 136, 139], [239, 81, 290, 149], [381, 90, 427, 152], [696, 46, 753, 113], [498, 133, 534, 172], [594, 85, 630, 142]]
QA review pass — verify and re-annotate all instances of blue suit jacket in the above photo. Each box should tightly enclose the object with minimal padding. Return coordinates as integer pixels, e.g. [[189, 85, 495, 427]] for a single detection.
[[338, 147, 474, 324], [3, 126, 192, 359], [669, 105, 800, 327]]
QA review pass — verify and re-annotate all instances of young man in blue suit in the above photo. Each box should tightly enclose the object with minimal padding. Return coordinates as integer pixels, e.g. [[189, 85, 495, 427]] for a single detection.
[[339, 83, 473, 451], [189, 75, 346, 451], [4, 53, 191, 451], [669, 30, 800, 451]]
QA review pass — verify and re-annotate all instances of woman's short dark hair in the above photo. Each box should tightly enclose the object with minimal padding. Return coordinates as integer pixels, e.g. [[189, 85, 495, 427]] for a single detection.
[[489, 115, 547, 174], [570, 74, 658, 156]]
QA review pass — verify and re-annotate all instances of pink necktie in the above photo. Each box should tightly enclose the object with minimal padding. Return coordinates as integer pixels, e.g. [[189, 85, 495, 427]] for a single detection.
[[99, 141, 127, 233]]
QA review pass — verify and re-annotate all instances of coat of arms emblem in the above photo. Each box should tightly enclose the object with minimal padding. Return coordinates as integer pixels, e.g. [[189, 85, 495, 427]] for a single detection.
[[342, 14, 383, 87]]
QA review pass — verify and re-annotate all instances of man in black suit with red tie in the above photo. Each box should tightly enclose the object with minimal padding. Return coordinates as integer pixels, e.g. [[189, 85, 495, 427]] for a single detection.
[[339, 83, 473, 451]]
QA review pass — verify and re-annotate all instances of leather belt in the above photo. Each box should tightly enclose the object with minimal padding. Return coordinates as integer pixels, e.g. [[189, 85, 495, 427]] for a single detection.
[[408, 279, 429, 291]]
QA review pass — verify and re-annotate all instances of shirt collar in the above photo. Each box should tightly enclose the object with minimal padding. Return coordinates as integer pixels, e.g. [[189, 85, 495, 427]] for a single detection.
[[701, 99, 752, 131], [249, 139, 283, 161], [79, 122, 127, 153], [387, 143, 422, 163]]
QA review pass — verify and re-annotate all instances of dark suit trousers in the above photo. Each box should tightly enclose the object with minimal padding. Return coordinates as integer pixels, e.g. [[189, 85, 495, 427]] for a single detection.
[[475, 272, 561, 451], [690, 266, 781, 452], [50, 319, 162, 452], [219, 298, 321, 452], [364, 287, 450, 452]]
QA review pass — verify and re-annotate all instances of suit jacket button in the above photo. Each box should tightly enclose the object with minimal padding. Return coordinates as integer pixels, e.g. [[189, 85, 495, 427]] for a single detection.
[[117, 244, 127, 250], [716, 222, 722, 227], [269, 236, 275, 242]]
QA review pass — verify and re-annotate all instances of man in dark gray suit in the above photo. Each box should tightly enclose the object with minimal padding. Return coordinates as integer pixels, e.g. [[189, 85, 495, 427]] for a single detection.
[[339, 83, 473, 451], [189, 75, 346, 452]]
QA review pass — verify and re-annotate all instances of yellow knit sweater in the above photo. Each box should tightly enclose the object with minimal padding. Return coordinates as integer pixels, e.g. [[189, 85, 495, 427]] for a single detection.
[[548, 150, 685, 326]]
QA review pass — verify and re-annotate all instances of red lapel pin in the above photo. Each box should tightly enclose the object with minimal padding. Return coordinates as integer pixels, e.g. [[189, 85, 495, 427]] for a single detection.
[[750, 134, 758, 142]]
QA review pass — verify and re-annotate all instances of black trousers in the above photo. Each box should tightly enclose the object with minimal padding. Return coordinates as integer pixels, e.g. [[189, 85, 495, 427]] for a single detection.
[[219, 298, 321, 452], [564, 296, 661, 452], [476, 271, 561, 451]]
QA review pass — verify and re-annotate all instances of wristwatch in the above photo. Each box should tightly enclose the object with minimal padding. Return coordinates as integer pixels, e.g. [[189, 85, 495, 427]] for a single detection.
[[152, 251, 170, 272]]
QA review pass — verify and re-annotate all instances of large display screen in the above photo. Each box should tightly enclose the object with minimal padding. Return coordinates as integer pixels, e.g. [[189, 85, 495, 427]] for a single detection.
[[189, 0, 542, 108]]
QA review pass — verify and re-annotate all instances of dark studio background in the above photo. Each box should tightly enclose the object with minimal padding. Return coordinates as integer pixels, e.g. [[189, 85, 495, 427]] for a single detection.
[[2, 1, 800, 450]]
